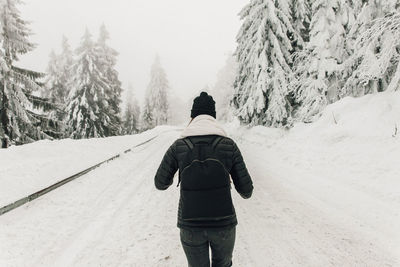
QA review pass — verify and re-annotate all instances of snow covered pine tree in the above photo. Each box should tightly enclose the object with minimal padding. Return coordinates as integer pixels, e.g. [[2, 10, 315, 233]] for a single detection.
[[96, 24, 122, 134], [233, 0, 300, 127], [0, 0, 61, 147], [66, 28, 121, 139], [341, 2, 400, 97], [141, 56, 169, 130], [43, 36, 74, 105], [123, 84, 141, 134], [212, 55, 237, 122]]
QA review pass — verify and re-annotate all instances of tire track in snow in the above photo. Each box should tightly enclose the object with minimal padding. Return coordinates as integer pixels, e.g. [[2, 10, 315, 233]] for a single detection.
[[52, 131, 185, 266], [50, 141, 162, 266], [56, 132, 185, 266]]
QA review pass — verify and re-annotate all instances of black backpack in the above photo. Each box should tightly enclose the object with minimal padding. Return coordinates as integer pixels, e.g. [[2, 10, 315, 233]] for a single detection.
[[178, 136, 235, 222]]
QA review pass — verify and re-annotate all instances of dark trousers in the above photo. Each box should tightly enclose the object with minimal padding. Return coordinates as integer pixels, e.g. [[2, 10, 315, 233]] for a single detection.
[[180, 226, 236, 267]]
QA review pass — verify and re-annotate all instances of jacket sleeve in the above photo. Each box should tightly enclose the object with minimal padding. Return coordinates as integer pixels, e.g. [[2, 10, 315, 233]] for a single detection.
[[230, 141, 254, 199], [154, 140, 179, 190]]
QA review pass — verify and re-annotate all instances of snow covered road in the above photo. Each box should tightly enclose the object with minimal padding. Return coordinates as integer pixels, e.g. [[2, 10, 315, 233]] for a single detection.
[[234, 139, 399, 267], [0, 130, 186, 266], [1, 125, 399, 266]]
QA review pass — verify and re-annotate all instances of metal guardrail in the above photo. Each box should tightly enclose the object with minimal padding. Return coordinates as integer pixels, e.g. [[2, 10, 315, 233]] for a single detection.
[[0, 134, 162, 216]]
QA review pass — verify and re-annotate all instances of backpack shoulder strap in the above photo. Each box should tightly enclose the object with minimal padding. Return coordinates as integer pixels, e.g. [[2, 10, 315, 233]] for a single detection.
[[183, 137, 194, 150], [211, 136, 223, 151]]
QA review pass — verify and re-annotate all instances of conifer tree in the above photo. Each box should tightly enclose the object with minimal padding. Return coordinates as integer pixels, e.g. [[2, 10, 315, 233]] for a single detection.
[[290, 0, 353, 122], [141, 98, 154, 130], [96, 24, 122, 132], [58, 36, 74, 102], [0, 0, 59, 145], [141, 56, 169, 130], [342, 12, 400, 97], [123, 84, 140, 134], [42, 36, 74, 128], [43, 50, 62, 103], [167, 92, 186, 126], [233, 0, 297, 126], [341, 1, 400, 97], [66, 29, 119, 139], [43, 36, 74, 104], [289, 0, 309, 52], [212, 55, 237, 122]]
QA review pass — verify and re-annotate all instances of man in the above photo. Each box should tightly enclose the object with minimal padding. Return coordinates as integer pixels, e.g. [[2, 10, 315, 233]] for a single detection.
[[155, 91, 254, 267]]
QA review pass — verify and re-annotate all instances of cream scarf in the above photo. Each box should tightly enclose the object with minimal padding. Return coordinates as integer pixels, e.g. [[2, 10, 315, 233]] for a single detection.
[[180, 115, 227, 138]]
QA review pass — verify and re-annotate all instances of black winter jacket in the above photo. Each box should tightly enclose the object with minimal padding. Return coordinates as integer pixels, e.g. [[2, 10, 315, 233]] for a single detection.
[[154, 134, 253, 229]]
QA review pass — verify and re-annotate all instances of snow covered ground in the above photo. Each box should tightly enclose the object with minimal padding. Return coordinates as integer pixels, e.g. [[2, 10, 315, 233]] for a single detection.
[[0, 127, 178, 208], [0, 92, 399, 266]]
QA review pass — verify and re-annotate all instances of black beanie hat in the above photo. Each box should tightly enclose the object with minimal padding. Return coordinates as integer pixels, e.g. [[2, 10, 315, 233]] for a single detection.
[[191, 91, 216, 119]]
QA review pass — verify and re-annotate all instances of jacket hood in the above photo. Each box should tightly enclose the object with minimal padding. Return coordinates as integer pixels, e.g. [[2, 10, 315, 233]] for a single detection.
[[181, 115, 227, 138]]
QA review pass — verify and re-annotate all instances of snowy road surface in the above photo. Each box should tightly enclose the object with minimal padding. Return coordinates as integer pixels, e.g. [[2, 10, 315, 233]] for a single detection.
[[0, 127, 399, 266]]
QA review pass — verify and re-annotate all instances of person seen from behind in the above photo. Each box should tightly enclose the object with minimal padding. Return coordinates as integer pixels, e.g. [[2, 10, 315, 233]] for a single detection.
[[154, 91, 254, 267]]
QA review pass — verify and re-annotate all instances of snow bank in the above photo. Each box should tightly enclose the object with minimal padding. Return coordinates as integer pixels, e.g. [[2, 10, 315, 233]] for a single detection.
[[229, 91, 400, 199], [0, 126, 179, 208], [228, 91, 400, 150], [227, 92, 400, 259], [292, 91, 400, 140]]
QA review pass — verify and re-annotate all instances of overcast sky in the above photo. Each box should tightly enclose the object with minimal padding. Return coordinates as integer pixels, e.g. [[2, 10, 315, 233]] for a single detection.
[[18, 0, 248, 104]]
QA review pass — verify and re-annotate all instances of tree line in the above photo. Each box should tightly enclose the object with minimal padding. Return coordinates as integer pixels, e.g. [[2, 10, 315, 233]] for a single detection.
[[233, 0, 400, 126], [0, 0, 170, 147]]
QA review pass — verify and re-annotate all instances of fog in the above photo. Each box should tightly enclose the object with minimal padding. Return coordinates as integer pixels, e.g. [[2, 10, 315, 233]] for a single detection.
[[18, 0, 247, 104]]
